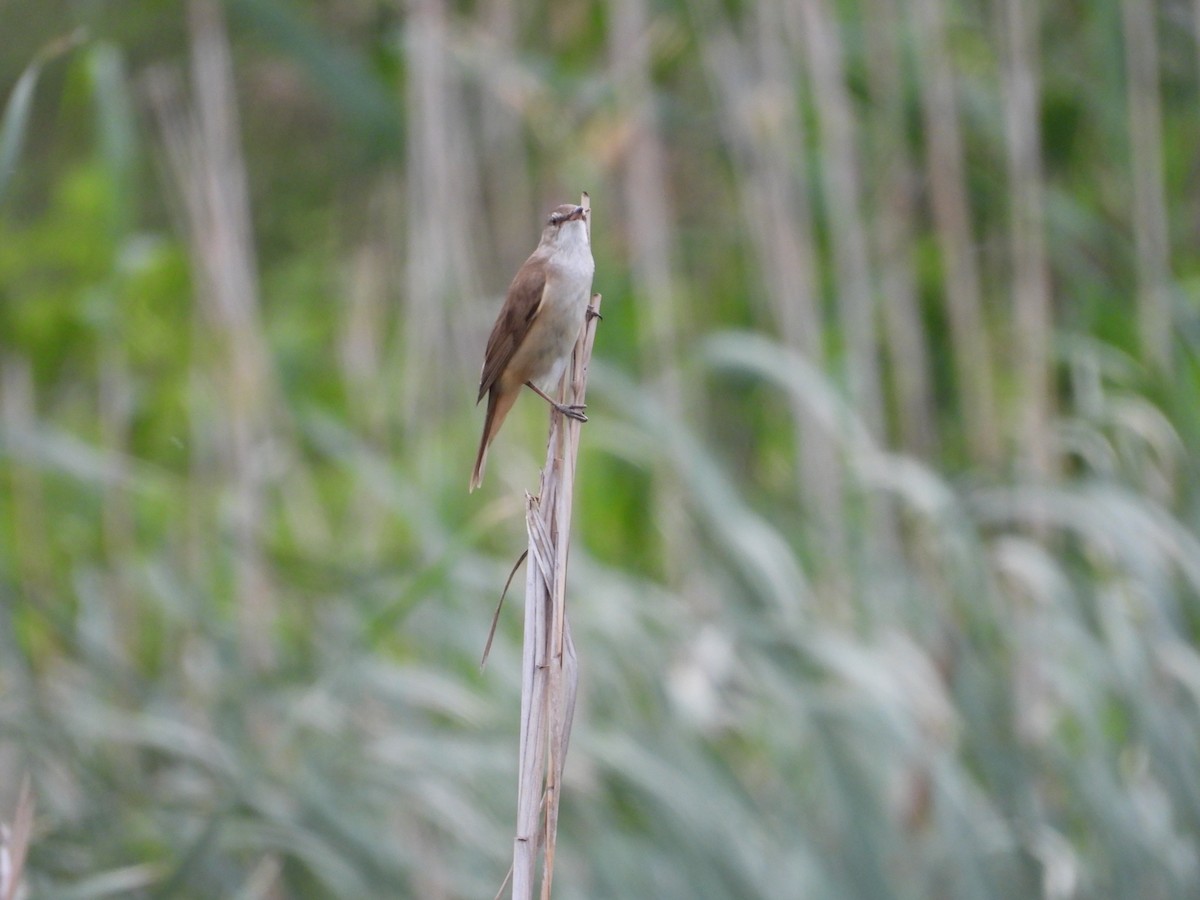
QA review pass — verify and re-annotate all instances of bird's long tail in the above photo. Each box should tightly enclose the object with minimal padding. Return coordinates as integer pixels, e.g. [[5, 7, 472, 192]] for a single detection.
[[470, 386, 519, 492]]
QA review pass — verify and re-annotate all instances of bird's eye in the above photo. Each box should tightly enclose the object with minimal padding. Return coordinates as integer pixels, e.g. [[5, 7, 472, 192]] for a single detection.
[[549, 214, 561, 225]]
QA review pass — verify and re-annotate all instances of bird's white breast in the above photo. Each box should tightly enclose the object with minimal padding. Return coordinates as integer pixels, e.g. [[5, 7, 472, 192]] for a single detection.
[[526, 223, 594, 389]]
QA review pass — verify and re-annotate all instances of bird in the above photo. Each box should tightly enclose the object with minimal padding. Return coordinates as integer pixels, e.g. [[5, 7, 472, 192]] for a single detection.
[[470, 203, 595, 491]]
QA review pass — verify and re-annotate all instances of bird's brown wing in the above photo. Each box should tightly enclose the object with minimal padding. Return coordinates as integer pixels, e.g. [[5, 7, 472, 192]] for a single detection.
[[477, 259, 547, 402]]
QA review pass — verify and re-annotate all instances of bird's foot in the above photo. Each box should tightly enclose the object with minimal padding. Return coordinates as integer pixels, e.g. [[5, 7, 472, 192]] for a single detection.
[[555, 403, 588, 422]]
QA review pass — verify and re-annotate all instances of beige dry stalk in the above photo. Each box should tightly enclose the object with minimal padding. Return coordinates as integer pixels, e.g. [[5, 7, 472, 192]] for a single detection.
[[0, 777, 33, 900]]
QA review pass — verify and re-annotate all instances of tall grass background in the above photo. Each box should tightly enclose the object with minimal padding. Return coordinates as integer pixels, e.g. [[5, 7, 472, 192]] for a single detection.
[[2, 0, 1200, 897]]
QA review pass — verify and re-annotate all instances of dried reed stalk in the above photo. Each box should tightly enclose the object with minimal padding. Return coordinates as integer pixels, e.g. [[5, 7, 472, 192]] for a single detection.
[[791, 0, 884, 441], [607, 0, 682, 412], [790, 0, 900, 563], [1120, 0, 1171, 369], [146, 0, 279, 669], [478, 0, 536, 275], [0, 777, 33, 900], [863, 0, 937, 459], [698, 11, 847, 570], [606, 0, 701, 600], [912, 0, 1001, 466], [403, 0, 483, 429], [509, 197, 598, 900], [999, 0, 1054, 478]]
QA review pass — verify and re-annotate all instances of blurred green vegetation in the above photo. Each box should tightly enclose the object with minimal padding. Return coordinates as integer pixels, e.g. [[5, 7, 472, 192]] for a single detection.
[[2, 0, 1200, 897]]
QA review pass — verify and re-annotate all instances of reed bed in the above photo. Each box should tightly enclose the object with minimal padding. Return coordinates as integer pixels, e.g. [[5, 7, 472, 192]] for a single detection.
[[1, 0, 1199, 897]]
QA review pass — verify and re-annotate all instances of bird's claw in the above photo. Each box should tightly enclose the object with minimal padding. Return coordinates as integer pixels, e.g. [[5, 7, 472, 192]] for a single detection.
[[586, 306, 602, 322], [556, 404, 588, 422]]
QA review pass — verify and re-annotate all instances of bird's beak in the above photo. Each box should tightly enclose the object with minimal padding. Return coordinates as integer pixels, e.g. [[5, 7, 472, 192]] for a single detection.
[[568, 206, 587, 222]]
